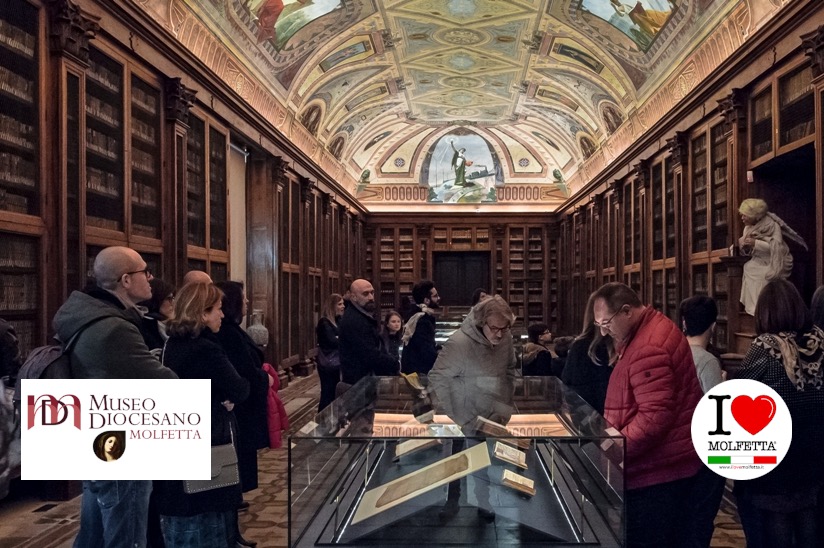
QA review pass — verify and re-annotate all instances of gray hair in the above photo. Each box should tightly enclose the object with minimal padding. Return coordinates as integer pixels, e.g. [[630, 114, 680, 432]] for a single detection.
[[474, 295, 516, 327]]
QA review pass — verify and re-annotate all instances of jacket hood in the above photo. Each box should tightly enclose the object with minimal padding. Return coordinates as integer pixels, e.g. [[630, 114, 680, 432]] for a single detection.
[[460, 307, 511, 348], [522, 342, 547, 363], [53, 290, 131, 343]]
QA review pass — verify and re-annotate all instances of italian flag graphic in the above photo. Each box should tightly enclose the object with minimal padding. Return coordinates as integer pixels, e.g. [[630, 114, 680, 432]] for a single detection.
[[707, 456, 777, 464]]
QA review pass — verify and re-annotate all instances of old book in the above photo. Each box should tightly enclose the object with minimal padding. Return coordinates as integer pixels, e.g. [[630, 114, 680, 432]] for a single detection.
[[501, 469, 535, 496], [377, 454, 469, 508], [493, 441, 527, 468], [395, 438, 440, 459], [474, 416, 531, 449]]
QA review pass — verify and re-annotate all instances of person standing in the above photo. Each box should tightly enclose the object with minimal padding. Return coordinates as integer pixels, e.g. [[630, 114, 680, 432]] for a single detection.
[[401, 280, 440, 376], [521, 323, 554, 376], [679, 295, 725, 547], [315, 293, 344, 411], [592, 282, 703, 547], [338, 279, 399, 386], [562, 292, 614, 415], [214, 281, 269, 527], [154, 282, 250, 548], [428, 296, 518, 522], [380, 310, 403, 364], [733, 280, 824, 548], [52, 246, 177, 548]]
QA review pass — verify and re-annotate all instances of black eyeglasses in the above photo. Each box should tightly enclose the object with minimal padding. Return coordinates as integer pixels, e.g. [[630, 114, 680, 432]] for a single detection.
[[593, 306, 626, 329], [123, 268, 152, 279]]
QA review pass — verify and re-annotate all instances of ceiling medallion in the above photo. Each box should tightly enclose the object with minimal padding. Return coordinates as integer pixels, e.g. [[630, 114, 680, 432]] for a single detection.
[[445, 108, 479, 117], [442, 76, 482, 89], [437, 28, 485, 46]]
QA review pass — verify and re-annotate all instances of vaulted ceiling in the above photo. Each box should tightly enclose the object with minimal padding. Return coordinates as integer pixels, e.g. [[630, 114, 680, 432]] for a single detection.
[[170, 0, 767, 210]]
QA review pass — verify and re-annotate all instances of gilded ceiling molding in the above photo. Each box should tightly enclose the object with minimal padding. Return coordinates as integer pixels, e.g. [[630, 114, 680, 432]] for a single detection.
[[801, 25, 824, 79], [46, 0, 100, 65]]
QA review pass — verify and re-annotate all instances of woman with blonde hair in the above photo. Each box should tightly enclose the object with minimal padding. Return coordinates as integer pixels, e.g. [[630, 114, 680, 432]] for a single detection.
[[316, 293, 345, 412], [153, 282, 250, 548]]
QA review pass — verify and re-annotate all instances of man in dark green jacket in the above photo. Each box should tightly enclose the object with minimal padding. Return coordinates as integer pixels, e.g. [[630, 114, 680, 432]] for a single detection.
[[53, 246, 177, 548]]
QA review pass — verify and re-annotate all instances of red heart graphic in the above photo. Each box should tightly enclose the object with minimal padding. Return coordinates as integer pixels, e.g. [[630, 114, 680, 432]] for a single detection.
[[731, 395, 776, 435]]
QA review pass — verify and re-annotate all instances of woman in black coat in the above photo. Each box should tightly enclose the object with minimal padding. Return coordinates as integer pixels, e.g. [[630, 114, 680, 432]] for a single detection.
[[561, 293, 614, 415], [155, 282, 249, 548], [316, 293, 345, 412], [215, 281, 269, 495]]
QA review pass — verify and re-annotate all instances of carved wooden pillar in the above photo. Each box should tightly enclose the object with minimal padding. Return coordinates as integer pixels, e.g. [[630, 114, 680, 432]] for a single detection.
[[801, 26, 824, 284], [163, 77, 196, 285], [416, 224, 431, 280], [632, 158, 651, 302], [667, 132, 689, 294], [46, 0, 99, 312]]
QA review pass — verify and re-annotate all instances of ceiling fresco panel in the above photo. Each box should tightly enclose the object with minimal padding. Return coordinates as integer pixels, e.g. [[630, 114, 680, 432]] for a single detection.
[[164, 0, 782, 211]]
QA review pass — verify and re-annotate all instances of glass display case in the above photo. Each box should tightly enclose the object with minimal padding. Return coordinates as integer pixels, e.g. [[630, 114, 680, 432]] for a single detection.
[[289, 376, 624, 547]]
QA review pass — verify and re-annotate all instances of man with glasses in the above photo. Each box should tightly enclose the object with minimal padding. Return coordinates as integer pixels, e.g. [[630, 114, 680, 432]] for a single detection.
[[428, 295, 518, 522], [592, 282, 703, 547], [53, 246, 177, 548]]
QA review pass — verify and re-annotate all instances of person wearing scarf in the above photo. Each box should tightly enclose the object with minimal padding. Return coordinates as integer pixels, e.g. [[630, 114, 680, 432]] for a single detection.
[[734, 279, 824, 547]]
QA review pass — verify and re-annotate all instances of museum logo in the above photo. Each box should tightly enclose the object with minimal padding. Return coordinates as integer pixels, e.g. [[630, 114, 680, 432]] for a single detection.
[[27, 394, 81, 430], [691, 379, 791, 480], [21, 379, 212, 481]]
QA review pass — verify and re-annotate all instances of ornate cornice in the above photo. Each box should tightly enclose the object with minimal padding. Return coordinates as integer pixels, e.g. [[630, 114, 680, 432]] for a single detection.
[[801, 25, 824, 79], [608, 180, 623, 204], [46, 0, 99, 65], [666, 131, 690, 167], [164, 77, 197, 124], [299, 176, 314, 204], [321, 193, 331, 217], [631, 158, 651, 188], [717, 88, 747, 133], [338, 204, 348, 224], [273, 156, 288, 188]]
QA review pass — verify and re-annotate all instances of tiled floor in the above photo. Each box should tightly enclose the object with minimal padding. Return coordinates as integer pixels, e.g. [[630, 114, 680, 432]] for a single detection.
[[0, 374, 746, 547]]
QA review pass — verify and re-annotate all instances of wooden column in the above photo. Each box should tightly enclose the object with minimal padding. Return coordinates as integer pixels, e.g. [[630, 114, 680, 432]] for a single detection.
[[666, 131, 689, 299], [801, 26, 824, 285], [163, 77, 196, 285]]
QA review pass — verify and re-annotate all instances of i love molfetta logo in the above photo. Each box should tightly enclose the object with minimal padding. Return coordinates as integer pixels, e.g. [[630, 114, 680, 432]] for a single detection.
[[691, 379, 791, 480]]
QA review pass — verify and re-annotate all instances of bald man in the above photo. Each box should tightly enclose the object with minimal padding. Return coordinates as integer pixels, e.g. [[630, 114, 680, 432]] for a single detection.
[[338, 279, 399, 385], [52, 246, 176, 548], [182, 270, 212, 286]]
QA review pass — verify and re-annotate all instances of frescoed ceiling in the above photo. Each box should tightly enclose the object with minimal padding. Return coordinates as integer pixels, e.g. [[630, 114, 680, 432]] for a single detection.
[[159, 0, 781, 210]]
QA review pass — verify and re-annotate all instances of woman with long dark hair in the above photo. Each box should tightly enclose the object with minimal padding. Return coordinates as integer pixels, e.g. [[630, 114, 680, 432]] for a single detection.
[[734, 280, 824, 547], [316, 293, 344, 412], [214, 281, 269, 534]]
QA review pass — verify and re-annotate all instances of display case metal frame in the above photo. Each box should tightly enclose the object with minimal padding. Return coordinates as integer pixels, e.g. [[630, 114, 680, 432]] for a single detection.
[[288, 376, 625, 547]]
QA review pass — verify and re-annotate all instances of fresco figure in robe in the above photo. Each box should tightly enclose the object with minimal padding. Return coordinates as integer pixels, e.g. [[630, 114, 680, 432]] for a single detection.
[[450, 140, 474, 187], [251, 0, 306, 44], [609, 0, 670, 38]]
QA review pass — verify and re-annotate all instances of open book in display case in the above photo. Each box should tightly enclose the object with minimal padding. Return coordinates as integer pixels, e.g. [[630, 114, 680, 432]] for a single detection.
[[288, 376, 625, 546]]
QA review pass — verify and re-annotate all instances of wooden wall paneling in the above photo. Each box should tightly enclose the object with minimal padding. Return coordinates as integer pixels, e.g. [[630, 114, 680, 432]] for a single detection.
[[802, 26, 824, 284]]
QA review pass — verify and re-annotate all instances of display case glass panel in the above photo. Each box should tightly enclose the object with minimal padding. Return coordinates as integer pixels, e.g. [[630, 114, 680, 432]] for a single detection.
[[187, 116, 206, 247], [778, 65, 813, 147], [691, 134, 708, 253], [750, 88, 772, 161], [289, 376, 624, 547]]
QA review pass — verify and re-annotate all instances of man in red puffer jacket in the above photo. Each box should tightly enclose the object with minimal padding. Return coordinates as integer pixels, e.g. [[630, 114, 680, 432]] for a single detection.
[[593, 282, 703, 547]]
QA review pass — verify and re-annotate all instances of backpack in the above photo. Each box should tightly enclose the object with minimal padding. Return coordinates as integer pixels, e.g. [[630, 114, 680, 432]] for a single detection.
[[12, 317, 104, 406]]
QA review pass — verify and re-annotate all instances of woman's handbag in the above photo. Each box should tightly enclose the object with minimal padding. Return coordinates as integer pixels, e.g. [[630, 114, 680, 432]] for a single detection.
[[183, 435, 239, 494], [162, 341, 241, 494], [316, 347, 340, 371]]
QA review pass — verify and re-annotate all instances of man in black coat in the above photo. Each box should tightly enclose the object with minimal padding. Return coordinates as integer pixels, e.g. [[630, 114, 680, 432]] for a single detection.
[[339, 279, 399, 385], [401, 280, 440, 376]]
